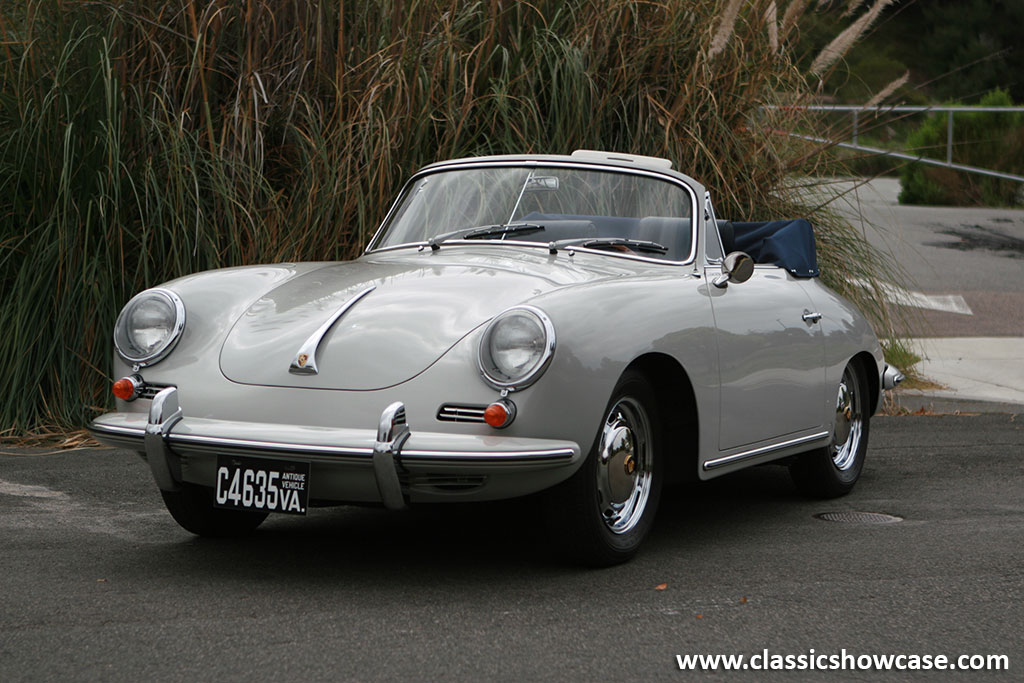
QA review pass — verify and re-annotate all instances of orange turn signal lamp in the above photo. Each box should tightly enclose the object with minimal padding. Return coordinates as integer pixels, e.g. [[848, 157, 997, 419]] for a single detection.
[[483, 399, 516, 429], [112, 375, 141, 401]]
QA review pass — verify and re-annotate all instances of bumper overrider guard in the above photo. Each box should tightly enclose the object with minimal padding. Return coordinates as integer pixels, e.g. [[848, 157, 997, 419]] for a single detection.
[[89, 387, 581, 506], [145, 386, 184, 491], [373, 402, 409, 510]]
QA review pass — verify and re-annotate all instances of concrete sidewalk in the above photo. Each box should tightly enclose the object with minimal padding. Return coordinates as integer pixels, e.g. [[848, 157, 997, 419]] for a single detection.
[[894, 337, 1024, 412]]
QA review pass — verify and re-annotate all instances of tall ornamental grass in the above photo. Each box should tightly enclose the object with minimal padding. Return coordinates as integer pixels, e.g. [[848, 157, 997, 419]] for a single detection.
[[0, 0, 901, 435]]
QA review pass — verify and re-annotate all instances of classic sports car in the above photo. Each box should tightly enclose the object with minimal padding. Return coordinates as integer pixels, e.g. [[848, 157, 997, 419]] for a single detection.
[[89, 150, 903, 565]]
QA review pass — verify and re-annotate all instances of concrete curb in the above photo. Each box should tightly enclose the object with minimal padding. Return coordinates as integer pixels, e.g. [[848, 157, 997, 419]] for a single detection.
[[904, 337, 1024, 407], [885, 391, 1022, 416]]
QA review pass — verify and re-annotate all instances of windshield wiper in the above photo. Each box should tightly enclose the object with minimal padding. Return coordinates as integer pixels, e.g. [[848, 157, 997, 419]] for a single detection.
[[428, 223, 545, 251], [548, 237, 668, 255]]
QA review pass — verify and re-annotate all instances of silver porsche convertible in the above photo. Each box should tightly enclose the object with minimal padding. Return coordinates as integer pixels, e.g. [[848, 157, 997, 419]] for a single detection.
[[89, 150, 903, 565]]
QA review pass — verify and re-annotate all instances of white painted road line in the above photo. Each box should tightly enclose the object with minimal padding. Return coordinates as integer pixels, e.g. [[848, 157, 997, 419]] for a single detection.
[[851, 279, 973, 315], [0, 479, 68, 499]]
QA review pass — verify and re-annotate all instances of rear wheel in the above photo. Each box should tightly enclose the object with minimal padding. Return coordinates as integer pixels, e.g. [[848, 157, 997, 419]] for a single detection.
[[161, 483, 268, 537], [790, 360, 870, 498], [548, 370, 663, 566]]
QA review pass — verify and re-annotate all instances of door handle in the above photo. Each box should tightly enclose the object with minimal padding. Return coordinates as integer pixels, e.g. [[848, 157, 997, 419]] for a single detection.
[[802, 311, 822, 323]]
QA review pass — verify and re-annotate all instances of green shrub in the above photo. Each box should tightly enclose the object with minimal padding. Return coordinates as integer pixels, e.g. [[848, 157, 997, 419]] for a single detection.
[[899, 89, 1024, 206]]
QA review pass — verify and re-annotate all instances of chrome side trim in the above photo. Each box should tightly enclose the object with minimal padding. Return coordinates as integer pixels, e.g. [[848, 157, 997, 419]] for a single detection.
[[373, 402, 410, 510], [703, 431, 830, 471], [144, 387, 183, 491], [289, 285, 376, 375]]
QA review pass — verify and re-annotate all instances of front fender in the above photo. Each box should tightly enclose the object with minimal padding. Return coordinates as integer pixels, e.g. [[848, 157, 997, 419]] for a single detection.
[[489, 271, 719, 461], [109, 263, 331, 396]]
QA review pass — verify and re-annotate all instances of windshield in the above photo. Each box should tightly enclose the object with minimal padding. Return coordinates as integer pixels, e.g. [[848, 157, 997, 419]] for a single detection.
[[372, 165, 694, 261]]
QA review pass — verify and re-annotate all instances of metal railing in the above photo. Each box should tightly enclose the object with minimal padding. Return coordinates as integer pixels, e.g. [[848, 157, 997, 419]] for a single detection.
[[766, 105, 1024, 183]]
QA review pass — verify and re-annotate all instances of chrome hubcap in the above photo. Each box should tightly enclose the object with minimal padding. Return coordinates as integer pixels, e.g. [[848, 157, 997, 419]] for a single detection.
[[597, 398, 653, 534], [832, 367, 862, 471]]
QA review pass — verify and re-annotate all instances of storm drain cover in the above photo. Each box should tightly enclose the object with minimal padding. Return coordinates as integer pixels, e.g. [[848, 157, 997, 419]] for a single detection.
[[814, 511, 903, 524]]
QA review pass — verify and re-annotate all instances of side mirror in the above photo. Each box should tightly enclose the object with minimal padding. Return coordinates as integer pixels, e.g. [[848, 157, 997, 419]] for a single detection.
[[712, 251, 754, 288]]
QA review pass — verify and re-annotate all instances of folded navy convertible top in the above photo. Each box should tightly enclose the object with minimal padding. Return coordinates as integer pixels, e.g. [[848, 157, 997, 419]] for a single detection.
[[730, 219, 819, 278]]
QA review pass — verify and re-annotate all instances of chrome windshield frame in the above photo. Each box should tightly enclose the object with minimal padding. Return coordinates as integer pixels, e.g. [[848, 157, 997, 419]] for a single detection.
[[363, 159, 701, 267]]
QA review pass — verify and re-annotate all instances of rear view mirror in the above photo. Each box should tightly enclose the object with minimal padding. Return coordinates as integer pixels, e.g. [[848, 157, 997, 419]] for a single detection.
[[525, 176, 559, 192], [712, 251, 754, 288]]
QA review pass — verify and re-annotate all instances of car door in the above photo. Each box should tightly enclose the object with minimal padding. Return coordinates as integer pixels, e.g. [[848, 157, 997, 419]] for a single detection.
[[705, 264, 827, 451]]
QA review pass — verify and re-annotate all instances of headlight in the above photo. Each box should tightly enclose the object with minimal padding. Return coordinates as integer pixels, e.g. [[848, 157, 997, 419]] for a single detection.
[[478, 306, 555, 390], [113, 288, 185, 366]]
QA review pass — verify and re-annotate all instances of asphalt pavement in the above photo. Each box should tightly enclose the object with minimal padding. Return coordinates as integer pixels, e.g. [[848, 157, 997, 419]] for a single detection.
[[2, 414, 1021, 681]]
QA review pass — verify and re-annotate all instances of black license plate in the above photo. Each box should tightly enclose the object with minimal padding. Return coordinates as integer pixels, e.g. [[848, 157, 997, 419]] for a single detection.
[[214, 455, 309, 515]]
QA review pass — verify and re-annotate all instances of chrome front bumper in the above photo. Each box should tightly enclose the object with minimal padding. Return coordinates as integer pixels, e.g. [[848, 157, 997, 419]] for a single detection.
[[89, 387, 582, 506]]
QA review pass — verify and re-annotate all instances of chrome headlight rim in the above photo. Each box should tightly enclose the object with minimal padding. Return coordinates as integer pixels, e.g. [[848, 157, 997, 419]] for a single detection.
[[113, 288, 186, 367], [477, 305, 556, 392]]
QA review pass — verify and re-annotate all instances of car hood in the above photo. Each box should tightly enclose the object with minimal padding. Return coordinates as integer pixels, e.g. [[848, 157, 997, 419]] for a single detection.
[[219, 247, 634, 390]]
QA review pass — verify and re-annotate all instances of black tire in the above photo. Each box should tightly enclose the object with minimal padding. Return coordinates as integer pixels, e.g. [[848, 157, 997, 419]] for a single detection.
[[790, 360, 871, 498], [161, 483, 268, 537], [547, 370, 663, 567]]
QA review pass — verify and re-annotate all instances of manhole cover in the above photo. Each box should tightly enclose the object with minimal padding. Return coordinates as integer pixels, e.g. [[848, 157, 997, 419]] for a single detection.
[[814, 511, 903, 524]]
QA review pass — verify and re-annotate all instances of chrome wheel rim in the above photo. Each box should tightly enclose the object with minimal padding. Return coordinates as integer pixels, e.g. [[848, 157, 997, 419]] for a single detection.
[[832, 366, 863, 471], [596, 397, 653, 534]]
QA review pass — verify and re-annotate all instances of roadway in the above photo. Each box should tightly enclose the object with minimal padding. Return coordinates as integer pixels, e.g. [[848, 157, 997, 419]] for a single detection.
[[2, 414, 1021, 681]]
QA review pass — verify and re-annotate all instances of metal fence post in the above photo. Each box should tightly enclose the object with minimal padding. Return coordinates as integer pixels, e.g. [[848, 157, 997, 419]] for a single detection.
[[852, 111, 859, 146], [947, 110, 954, 165]]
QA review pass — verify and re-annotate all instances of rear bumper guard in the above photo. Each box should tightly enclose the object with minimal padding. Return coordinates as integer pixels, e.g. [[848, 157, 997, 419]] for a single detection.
[[882, 364, 905, 390]]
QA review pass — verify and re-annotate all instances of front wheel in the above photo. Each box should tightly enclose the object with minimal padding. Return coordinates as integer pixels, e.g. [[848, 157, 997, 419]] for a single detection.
[[547, 370, 663, 566], [790, 360, 870, 498], [161, 483, 268, 537]]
